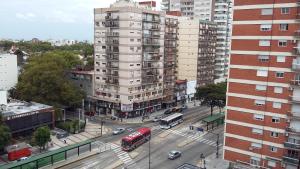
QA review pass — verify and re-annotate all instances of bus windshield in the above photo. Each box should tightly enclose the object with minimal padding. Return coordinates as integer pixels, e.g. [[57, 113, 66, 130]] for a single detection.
[[159, 120, 168, 126], [121, 139, 131, 147]]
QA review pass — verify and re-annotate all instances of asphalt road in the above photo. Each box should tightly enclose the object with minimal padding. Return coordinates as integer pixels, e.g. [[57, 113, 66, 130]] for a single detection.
[[58, 106, 223, 169]]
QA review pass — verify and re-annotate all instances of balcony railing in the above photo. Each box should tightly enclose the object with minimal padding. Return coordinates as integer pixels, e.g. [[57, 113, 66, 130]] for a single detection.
[[105, 15, 119, 21], [286, 126, 300, 134], [292, 47, 300, 56], [106, 32, 119, 37], [284, 141, 300, 150], [294, 30, 300, 38], [290, 79, 300, 86], [105, 40, 119, 45], [283, 155, 300, 166], [106, 49, 119, 54]]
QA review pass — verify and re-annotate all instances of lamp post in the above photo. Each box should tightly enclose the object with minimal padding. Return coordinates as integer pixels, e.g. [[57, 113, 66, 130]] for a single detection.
[[148, 134, 151, 169]]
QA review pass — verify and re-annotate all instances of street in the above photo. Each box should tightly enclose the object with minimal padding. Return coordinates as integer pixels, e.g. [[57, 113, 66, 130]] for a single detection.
[[57, 105, 225, 169]]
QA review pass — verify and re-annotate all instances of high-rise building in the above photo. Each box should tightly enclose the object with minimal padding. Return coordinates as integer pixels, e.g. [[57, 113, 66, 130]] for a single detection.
[[0, 53, 18, 91], [224, 1, 300, 169], [162, 14, 179, 108], [161, 0, 232, 83], [93, 0, 165, 118], [177, 17, 217, 88]]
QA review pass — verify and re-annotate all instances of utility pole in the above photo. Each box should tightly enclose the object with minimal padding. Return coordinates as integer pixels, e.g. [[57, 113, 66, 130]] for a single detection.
[[216, 134, 219, 158], [149, 135, 151, 169], [100, 118, 104, 136]]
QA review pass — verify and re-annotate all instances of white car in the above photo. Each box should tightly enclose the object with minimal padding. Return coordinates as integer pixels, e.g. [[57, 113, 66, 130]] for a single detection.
[[113, 128, 125, 135], [17, 157, 29, 161]]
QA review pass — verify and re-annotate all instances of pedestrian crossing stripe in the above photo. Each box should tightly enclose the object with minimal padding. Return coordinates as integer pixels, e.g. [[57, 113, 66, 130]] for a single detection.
[[110, 143, 140, 169], [168, 129, 223, 147]]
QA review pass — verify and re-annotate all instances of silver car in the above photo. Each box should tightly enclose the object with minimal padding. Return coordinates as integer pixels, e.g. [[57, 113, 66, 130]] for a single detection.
[[168, 150, 181, 160], [113, 128, 125, 135]]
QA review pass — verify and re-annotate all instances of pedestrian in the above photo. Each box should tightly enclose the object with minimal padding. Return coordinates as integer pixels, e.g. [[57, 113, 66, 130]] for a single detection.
[[64, 140, 67, 144]]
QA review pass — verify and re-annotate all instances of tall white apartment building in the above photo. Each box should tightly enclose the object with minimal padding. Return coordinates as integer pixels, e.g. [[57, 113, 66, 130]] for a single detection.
[[0, 53, 18, 91], [93, 0, 165, 118], [161, 0, 232, 83]]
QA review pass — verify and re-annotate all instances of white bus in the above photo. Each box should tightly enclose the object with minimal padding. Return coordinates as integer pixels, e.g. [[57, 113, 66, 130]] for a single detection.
[[160, 113, 183, 129]]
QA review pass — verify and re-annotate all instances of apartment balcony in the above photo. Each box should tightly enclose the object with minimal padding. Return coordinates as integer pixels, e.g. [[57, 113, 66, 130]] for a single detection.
[[143, 40, 160, 46], [106, 49, 119, 54], [290, 79, 300, 87], [286, 126, 300, 135], [284, 141, 300, 150], [105, 55, 119, 61], [105, 15, 119, 21], [106, 40, 119, 45], [104, 21, 119, 28], [144, 48, 160, 53], [282, 154, 300, 166], [142, 78, 159, 84], [105, 79, 119, 85], [106, 63, 119, 69], [142, 17, 161, 23], [165, 34, 177, 40], [106, 32, 119, 37], [105, 73, 119, 77]]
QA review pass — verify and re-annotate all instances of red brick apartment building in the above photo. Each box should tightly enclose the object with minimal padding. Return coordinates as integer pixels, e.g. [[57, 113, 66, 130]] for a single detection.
[[224, 0, 300, 169]]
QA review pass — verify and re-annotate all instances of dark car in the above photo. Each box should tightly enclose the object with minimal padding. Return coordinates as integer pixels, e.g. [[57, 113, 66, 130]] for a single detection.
[[168, 150, 181, 160], [164, 109, 172, 115]]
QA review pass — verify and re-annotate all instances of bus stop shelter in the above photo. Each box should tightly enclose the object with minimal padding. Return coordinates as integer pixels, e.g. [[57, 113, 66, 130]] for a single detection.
[[202, 112, 225, 131]]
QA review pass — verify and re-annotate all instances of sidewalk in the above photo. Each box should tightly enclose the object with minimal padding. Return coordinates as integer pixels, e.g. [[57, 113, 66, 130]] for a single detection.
[[118, 100, 203, 124], [50, 121, 112, 150], [196, 148, 229, 169]]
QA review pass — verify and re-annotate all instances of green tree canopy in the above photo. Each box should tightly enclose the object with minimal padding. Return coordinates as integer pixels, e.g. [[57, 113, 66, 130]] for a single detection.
[[195, 82, 227, 116], [33, 126, 51, 150], [14, 51, 85, 108], [0, 114, 11, 150]]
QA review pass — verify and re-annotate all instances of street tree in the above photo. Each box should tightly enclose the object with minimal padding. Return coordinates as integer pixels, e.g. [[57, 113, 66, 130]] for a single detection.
[[33, 126, 51, 150], [195, 82, 227, 116], [0, 114, 11, 151], [14, 51, 85, 108]]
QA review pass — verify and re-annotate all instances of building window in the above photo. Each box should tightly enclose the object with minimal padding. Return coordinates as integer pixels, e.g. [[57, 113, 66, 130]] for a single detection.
[[128, 96, 133, 100], [254, 114, 264, 121], [261, 8, 273, 15], [255, 100, 265, 106], [258, 55, 269, 62], [268, 160, 276, 168], [272, 117, 280, 123], [130, 47, 134, 51], [281, 7, 290, 14], [276, 56, 285, 62], [256, 85, 267, 91], [279, 24, 288, 31], [257, 70, 268, 77], [252, 128, 263, 135], [260, 24, 272, 31], [274, 87, 283, 93], [278, 40, 287, 47], [273, 102, 282, 109], [276, 72, 284, 78], [259, 40, 270, 46], [130, 39, 134, 42], [270, 146, 278, 152], [270, 132, 279, 138], [251, 143, 262, 149], [250, 157, 261, 166], [129, 64, 134, 67]]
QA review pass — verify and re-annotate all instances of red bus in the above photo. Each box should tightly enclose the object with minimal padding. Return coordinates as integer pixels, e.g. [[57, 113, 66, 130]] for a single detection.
[[121, 128, 151, 151]]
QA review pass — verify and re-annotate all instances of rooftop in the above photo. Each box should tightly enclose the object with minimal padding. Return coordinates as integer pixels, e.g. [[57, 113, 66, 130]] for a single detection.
[[1, 100, 53, 117]]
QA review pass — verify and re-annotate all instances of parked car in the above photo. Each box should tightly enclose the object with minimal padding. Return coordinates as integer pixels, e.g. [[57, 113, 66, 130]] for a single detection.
[[17, 157, 29, 161], [164, 109, 172, 115], [152, 115, 163, 122], [113, 128, 125, 135], [168, 150, 181, 160]]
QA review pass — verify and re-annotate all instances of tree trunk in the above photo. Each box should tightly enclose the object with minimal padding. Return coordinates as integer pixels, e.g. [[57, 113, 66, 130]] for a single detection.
[[210, 104, 213, 116]]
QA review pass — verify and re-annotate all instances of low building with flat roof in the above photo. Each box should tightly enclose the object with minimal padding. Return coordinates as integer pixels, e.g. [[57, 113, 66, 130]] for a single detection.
[[1, 98, 55, 136]]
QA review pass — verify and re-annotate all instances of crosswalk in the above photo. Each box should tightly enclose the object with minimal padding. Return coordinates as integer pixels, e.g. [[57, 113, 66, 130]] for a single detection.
[[168, 129, 223, 147], [110, 143, 140, 169]]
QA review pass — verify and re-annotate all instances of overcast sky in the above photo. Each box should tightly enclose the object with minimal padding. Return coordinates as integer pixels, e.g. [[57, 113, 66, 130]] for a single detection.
[[0, 0, 161, 41]]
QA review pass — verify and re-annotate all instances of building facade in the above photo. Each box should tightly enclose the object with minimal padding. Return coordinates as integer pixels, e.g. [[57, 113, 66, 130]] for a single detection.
[[162, 14, 179, 108], [177, 17, 217, 88], [161, 0, 232, 83], [68, 70, 94, 96], [93, 0, 165, 118], [224, 1, 300, 169], [0, 53, 18, 91]]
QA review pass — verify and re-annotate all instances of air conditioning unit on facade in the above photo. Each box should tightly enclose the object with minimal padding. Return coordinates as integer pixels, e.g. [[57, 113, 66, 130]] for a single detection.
[[292, 40, 297, 44], [249, 147, 253, 151], [285, 133, 289, 137], [289, 87, 294, 91]]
